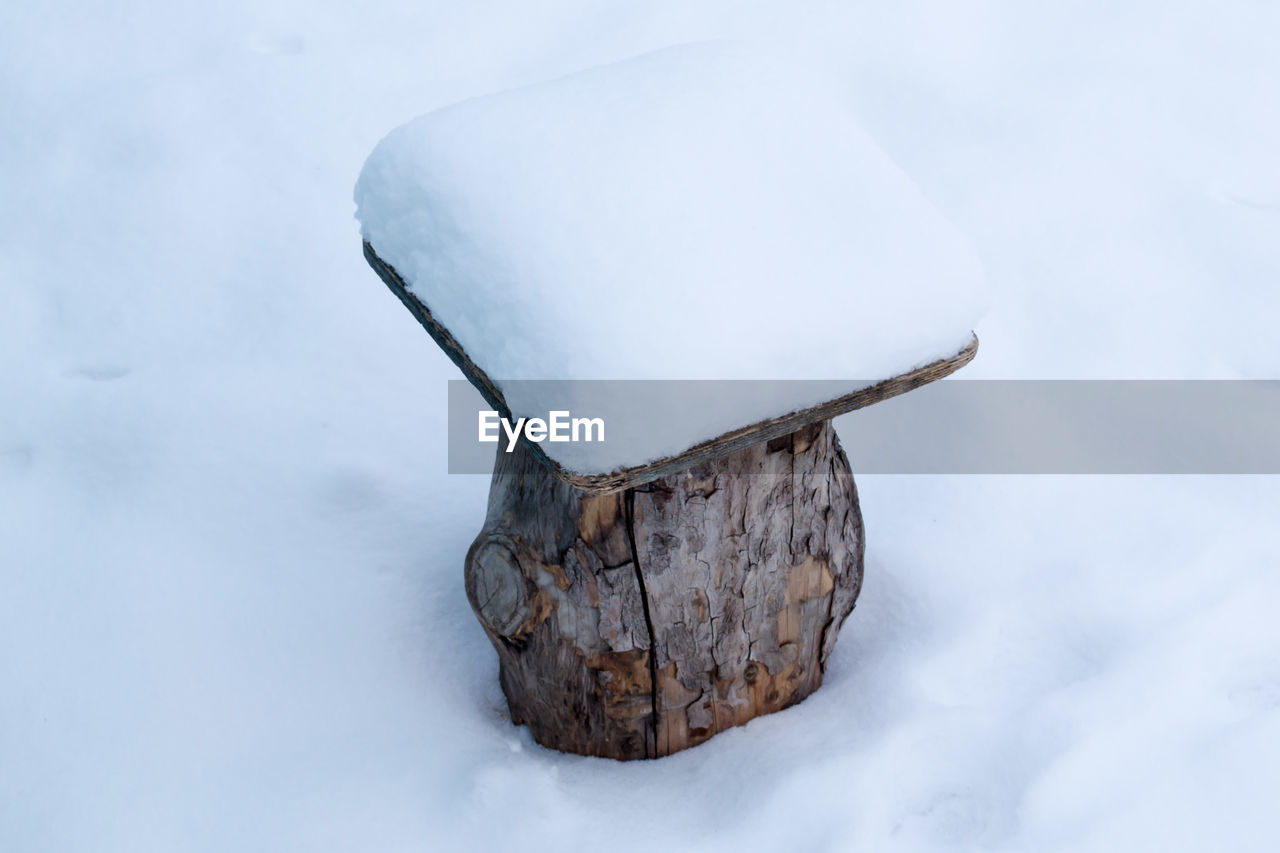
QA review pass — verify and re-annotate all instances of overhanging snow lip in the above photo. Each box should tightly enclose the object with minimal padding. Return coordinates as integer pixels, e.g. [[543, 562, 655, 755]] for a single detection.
[[363, 239, 979, 495]]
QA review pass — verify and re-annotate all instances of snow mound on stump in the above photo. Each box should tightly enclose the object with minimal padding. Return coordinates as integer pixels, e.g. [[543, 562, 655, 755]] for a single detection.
[[355, 42, 987, 473], [355, 42, 985, 381]]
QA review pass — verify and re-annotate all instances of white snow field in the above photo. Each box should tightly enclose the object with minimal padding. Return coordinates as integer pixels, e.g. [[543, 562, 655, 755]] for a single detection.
[[3, 2, 1279, 852]]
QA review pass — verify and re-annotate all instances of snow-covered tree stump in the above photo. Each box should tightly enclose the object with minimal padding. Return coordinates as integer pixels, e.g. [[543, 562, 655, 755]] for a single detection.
[[465, 419, 862, 759], [357, 42, 984, 760]]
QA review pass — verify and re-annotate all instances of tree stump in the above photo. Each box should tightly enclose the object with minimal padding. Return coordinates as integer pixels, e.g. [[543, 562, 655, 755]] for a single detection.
[[357, 42, 984, 759], [465, 418, 863, 759]]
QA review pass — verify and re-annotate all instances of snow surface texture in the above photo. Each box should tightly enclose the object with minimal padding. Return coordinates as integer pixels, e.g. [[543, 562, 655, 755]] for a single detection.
[[4, 1, 1280, 852], [355, 43, 986, 473]]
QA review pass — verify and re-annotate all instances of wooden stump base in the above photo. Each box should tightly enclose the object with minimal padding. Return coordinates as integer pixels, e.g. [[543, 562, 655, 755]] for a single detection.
[[465, 419, 864, 759]]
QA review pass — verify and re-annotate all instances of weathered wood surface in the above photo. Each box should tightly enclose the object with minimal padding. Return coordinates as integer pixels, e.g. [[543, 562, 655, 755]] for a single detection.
[[465, 419, 863, 759], [364, 240, 976, 495]]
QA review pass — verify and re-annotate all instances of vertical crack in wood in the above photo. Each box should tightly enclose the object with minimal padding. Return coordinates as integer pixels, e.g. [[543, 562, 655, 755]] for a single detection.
[[623, 486, 660, 758]]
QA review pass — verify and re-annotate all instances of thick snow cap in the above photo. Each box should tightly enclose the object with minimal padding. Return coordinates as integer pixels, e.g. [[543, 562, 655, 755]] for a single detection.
[[355, 41, 986, 474]]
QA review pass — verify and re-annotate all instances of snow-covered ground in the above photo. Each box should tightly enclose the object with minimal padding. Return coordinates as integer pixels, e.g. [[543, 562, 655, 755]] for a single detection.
[[3, 2, 1278, 851]]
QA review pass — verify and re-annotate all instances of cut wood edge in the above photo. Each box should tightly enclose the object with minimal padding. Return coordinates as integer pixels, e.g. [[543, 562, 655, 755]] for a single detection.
[[364, 240, 979, 495]]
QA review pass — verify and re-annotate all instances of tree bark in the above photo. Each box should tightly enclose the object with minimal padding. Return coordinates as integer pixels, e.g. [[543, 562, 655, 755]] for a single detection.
[[465, 419, 863, 759]]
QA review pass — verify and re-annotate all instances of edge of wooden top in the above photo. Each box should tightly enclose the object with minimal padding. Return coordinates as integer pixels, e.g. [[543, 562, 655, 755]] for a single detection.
[[364, 240, 979, 495]]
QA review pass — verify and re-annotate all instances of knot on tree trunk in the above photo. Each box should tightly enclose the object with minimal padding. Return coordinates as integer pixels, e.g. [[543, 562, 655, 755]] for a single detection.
[[465, 531, 543, 645]]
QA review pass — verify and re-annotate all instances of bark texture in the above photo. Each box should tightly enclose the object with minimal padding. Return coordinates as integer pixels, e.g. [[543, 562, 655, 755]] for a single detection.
[[465, 419, 863, 759]]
